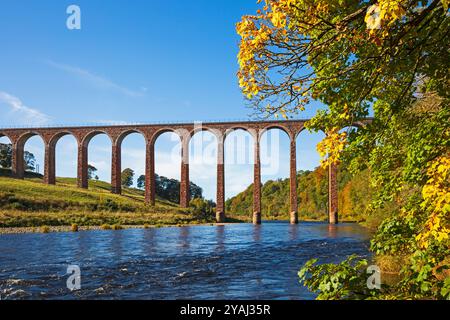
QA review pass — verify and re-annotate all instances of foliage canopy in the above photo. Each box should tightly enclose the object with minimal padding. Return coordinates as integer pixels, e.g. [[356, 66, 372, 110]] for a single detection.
[[237, 0, 449, 299]]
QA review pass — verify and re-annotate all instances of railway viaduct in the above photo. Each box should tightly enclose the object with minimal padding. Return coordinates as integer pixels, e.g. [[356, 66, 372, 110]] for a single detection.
[[0, 119, 370, 225]]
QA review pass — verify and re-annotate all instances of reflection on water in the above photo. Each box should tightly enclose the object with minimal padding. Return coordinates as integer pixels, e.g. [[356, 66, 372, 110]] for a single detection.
[[0, 222, 370, 300], [327, 224, 338, 238]]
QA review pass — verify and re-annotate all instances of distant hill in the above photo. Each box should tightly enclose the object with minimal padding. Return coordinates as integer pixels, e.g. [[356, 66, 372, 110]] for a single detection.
[[225, 167, 372, 222]]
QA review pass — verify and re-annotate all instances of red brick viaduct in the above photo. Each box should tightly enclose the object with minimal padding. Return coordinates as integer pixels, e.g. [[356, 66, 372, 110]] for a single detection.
[[0, 119, 370, 225]]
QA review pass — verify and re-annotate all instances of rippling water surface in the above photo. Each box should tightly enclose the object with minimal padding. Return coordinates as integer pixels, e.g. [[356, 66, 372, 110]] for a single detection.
[[0, 222, 370, 300]]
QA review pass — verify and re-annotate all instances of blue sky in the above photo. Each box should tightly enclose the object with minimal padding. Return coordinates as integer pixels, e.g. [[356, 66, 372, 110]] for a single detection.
[[0, 0, 326, 200]]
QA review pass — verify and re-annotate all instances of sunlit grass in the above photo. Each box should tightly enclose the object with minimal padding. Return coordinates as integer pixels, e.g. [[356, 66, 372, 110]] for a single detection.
[[0, 173, 216, 228]]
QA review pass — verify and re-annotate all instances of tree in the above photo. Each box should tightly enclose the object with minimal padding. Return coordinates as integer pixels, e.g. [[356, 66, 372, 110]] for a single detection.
[[0, 143, 36, 171], [238, 1, 449, 299], [121, 168, 134, 187], [87, 165, 97, 180], [237, 0, 448, 120], [130, 172, 206, 202], [237, 0, 448, 163], [154, 174, 204, 203], [189, 182, 203, 200], [137, 174, 145, 189], [189, 198, 216, 218], [225, 167, 370, 221], [24, 151, 36, 171], [0, 143, 11, 168]]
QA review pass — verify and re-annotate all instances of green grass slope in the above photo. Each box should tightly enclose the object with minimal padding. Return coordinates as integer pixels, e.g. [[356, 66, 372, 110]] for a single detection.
[[0, 169, 215, 228]]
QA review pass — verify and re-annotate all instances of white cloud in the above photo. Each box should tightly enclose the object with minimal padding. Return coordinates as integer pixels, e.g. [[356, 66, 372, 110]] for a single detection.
[[0, 91, 51, 126], [45, 60, 145, 97]]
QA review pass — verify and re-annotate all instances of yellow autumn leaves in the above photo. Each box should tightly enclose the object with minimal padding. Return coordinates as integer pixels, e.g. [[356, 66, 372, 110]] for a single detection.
[[316, 128, 348, 168], [236, 0, 304, 101], [236, 1, 287, 100], [365, 0, 406, 37], [365, 0, 448, 38], [416, 155, 450, 249], [270, 3, 287, 28], [236, 0, 330, 101]]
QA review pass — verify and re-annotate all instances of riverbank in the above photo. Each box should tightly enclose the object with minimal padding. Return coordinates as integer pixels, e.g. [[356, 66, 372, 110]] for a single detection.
[[0, 222, 240, 235], [0, 219, 366, 235]]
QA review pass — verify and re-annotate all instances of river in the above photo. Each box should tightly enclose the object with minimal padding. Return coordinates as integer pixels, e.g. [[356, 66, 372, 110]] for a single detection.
[[0, 221, 370, 300]]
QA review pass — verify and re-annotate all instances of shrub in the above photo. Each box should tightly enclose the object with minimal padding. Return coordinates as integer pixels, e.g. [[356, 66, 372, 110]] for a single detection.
[[40, 226, 50, 233], [100, 224, 111, 230]]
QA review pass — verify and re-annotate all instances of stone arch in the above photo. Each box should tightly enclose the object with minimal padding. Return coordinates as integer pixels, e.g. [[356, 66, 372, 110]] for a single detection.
[[78, 130, 113, 190], [224, 128, 255, 166], [116, 129, 146, 147], [49, 131, 79, 148], [15, 131, 46, 179], [259, 124, 291, 140], [188, 129, 219, 202], [0, 133, 13, 171], [189, 126, 223, 143], [150, 127, 184, 146], [224, 126, 257, 140], [260, 124, 298, 224], [293, 126, 327, 140], [17, 131, 46, 148], [81, 130, 113, 148], [258, 126, 292, 221], [295, 129, 327, 221], [116, 129, 147, 192], [152, 128, 184, 205], [223, 128, 256, 221], [50, 132, 79, 184], [0, 132, 13, 143]]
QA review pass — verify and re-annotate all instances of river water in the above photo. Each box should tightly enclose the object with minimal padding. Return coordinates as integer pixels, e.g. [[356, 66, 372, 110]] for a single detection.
[[0, 222, 370, 300]]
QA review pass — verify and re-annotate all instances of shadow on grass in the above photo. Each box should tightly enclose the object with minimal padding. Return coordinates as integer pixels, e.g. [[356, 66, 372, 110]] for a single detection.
[[0, 168, 43, 179]]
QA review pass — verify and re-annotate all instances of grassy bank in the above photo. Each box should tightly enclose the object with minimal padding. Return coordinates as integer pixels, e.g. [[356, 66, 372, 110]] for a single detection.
[[0, 171, 220, 228]]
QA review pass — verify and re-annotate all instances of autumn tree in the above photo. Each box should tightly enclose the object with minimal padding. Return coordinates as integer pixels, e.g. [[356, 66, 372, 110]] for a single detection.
[[237, 0, 449, 299]]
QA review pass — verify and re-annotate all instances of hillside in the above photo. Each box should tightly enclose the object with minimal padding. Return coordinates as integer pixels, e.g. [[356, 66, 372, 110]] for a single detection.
[[0, 169, 216, 228], [226, 167, 372, 222]]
